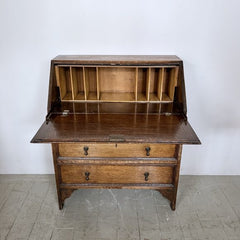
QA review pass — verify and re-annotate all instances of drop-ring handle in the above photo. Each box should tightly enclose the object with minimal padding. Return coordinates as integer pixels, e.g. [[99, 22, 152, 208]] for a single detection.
[[145, 147, 151, 156], [85, 171, 90, 181], [144, 172, 149, 181], [84, 146, 89, 156]]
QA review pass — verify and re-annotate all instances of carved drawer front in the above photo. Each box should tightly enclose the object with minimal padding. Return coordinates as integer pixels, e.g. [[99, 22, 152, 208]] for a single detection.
[[59, 143, 176, 158], [60, 165, 174, 184]]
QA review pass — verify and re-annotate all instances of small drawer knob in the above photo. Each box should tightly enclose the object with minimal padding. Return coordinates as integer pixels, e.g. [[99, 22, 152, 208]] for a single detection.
[[144, 172, 149, 181], [145, 147, 151, 156], [85, 171, 90, 181], [83, 146, 89, 156]]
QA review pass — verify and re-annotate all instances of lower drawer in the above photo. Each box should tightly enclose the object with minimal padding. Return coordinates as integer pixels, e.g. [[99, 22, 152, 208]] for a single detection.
[[60, 165, 174, 184]]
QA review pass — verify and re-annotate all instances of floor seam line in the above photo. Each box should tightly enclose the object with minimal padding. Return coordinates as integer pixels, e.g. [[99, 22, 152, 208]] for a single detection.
[[5, 181, 34, 239], [27, 181, 51, 240]]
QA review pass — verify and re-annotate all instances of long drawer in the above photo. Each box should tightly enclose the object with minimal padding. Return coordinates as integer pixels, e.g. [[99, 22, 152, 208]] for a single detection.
[[58, 143, 176, 158], [60, 165, 174, 184]]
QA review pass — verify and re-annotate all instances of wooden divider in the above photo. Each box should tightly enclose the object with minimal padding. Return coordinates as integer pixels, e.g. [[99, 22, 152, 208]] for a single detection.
[[55, 66, 179, 103], [159, 68, 164, 101], [69, 67, 74, 100], [135, 68, 138, 101], [146, 68, 151, 101], [96, 67, 100, 100], [83, 67, 87, 100]]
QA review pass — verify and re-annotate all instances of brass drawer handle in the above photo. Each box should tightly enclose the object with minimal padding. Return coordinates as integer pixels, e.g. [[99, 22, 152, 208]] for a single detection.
[[144, 172, 149, 181], [83, 146, 89, 156], [85, 171, 90, 181], [145, 147, 151, 156]]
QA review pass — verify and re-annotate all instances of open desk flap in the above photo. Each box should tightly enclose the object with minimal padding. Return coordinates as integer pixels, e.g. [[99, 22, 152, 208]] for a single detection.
[[31, 114, 200, 144]]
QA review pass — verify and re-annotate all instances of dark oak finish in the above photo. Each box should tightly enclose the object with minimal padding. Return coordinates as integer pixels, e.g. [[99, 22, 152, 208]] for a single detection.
[[31, 114, 199, 144], [31, 55, 200, 210]]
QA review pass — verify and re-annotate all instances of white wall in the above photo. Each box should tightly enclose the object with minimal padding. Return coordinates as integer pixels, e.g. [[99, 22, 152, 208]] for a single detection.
[[0, 0, 240, 174]]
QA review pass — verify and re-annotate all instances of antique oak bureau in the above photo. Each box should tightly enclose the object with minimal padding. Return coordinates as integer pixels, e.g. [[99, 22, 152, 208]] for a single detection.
[[31, 55, 200, 210]]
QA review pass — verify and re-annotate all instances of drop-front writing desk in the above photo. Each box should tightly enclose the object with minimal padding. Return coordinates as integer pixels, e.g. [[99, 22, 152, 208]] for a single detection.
[[31, 55, 200, 210]]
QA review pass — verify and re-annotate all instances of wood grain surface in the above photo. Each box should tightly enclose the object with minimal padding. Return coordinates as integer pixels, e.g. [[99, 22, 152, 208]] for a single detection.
[[60, 165, 174, 184], [52, 55, 181, 65], [58, 143, 176, 158], [31, 114, 200, 144]]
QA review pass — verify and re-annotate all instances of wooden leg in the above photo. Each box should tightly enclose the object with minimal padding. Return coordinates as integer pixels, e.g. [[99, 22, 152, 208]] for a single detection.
[[56, 189, 64, 210], [158, 189, 176, 211], [158, 144, 183, 211], [170, 201, 176, 211], [59, 201, 64, 210], [52, 143, 64, 210], [52, 144, 77, 210], [60, 189, 76, 209]]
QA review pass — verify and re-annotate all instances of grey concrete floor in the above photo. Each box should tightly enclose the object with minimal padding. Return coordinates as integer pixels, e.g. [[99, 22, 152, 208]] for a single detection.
[[0, 175, 240, 240]]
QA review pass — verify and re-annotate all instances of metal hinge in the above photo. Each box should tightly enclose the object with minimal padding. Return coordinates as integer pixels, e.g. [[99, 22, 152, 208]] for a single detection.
[[62, 110, 70, 115]]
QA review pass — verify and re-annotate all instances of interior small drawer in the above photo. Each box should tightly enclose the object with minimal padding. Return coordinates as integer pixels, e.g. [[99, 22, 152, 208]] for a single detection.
[[60, 165, 174, 184], [58, 143, 176, 158]]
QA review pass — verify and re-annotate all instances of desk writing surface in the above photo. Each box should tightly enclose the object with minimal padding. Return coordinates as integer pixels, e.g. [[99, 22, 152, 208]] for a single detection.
[[31, 114, 200, 144]]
